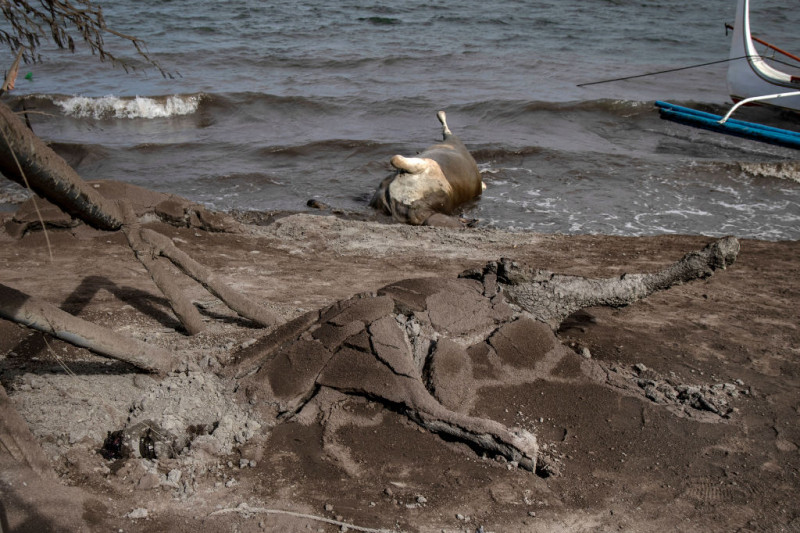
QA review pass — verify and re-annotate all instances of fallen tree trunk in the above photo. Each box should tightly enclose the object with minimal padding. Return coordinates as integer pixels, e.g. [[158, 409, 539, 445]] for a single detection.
[[0, 283, 173, 374], [0, 101, 123, 230], [235, 237, 739, 473]]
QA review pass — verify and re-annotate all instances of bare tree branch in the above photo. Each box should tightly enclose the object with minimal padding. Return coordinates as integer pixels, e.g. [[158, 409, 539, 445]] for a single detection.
[[0, 0, 171, 77]]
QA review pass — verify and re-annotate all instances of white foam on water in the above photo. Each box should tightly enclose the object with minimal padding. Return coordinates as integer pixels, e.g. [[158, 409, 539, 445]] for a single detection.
[[713, 200, 788, 214], [56, 94, 201, 119], [739, 162, 800, 184]]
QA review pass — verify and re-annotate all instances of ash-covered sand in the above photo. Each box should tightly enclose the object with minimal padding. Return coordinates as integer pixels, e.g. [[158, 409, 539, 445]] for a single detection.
[[1, 195, 799, 532]]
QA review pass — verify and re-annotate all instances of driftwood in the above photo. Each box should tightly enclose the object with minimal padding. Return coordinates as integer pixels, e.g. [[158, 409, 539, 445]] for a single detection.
[[0, 101, 123, 230]]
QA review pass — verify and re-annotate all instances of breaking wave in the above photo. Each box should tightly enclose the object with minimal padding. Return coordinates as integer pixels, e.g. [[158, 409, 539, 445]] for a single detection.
[[56, 94, 202, 119]]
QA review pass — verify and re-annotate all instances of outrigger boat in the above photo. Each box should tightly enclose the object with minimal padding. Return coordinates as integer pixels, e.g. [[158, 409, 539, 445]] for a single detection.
[[656, 0, 800, 149], [726, 0, 800, 113]]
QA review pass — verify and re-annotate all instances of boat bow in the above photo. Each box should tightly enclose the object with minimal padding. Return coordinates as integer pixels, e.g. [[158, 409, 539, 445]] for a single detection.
[[727, 0, 800, 111]]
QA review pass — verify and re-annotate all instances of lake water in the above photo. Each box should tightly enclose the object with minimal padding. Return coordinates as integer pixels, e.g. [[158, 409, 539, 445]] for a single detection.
[[2, 0, 799, 240]]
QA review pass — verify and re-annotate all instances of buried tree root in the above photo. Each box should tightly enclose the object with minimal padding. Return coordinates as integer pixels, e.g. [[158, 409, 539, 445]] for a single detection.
[[119, 201, 280, 336], [235, 237, 740, 474], [461, 236, 741, 327]]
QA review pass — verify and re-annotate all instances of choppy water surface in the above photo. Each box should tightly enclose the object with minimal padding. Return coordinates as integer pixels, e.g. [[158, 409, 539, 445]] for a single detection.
[[1, 0, 798, 239]]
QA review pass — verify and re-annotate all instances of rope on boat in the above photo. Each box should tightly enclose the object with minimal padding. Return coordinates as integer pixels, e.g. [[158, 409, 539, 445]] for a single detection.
[[725, 23, 800, 64], [580, 22, 800, 88], [577, 56, 749, 87], [578, 55, 800, 88]]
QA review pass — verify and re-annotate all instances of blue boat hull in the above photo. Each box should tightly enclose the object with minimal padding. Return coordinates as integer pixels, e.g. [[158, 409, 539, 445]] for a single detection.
[[655, 101, 800, 149]]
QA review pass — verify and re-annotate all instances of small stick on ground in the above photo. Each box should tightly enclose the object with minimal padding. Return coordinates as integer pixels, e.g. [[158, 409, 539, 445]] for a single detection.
[[209, 504, 396, 533]]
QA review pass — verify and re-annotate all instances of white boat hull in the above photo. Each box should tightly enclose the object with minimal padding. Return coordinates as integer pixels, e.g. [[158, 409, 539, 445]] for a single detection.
[[727, 0, 800, 112]]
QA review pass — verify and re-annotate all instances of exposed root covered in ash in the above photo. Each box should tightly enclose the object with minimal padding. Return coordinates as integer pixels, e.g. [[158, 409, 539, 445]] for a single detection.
[[461, 236, 740, 327], [0, 228, 749, 533], [3, 234, 741, 491], [234, 280, 539, 472], [229, 237, 739, 476], [601, 361, 746, 419]]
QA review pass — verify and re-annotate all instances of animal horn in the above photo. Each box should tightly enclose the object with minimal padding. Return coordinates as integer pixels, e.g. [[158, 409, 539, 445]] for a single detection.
[[437, 110, 452, 138]]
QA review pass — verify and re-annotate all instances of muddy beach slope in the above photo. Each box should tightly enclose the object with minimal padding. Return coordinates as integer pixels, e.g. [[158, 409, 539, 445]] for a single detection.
[[1, 196, 799, 532]]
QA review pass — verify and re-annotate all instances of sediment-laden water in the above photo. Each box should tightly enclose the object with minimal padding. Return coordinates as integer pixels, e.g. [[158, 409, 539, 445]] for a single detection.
[[1, 0, 798, 240]]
